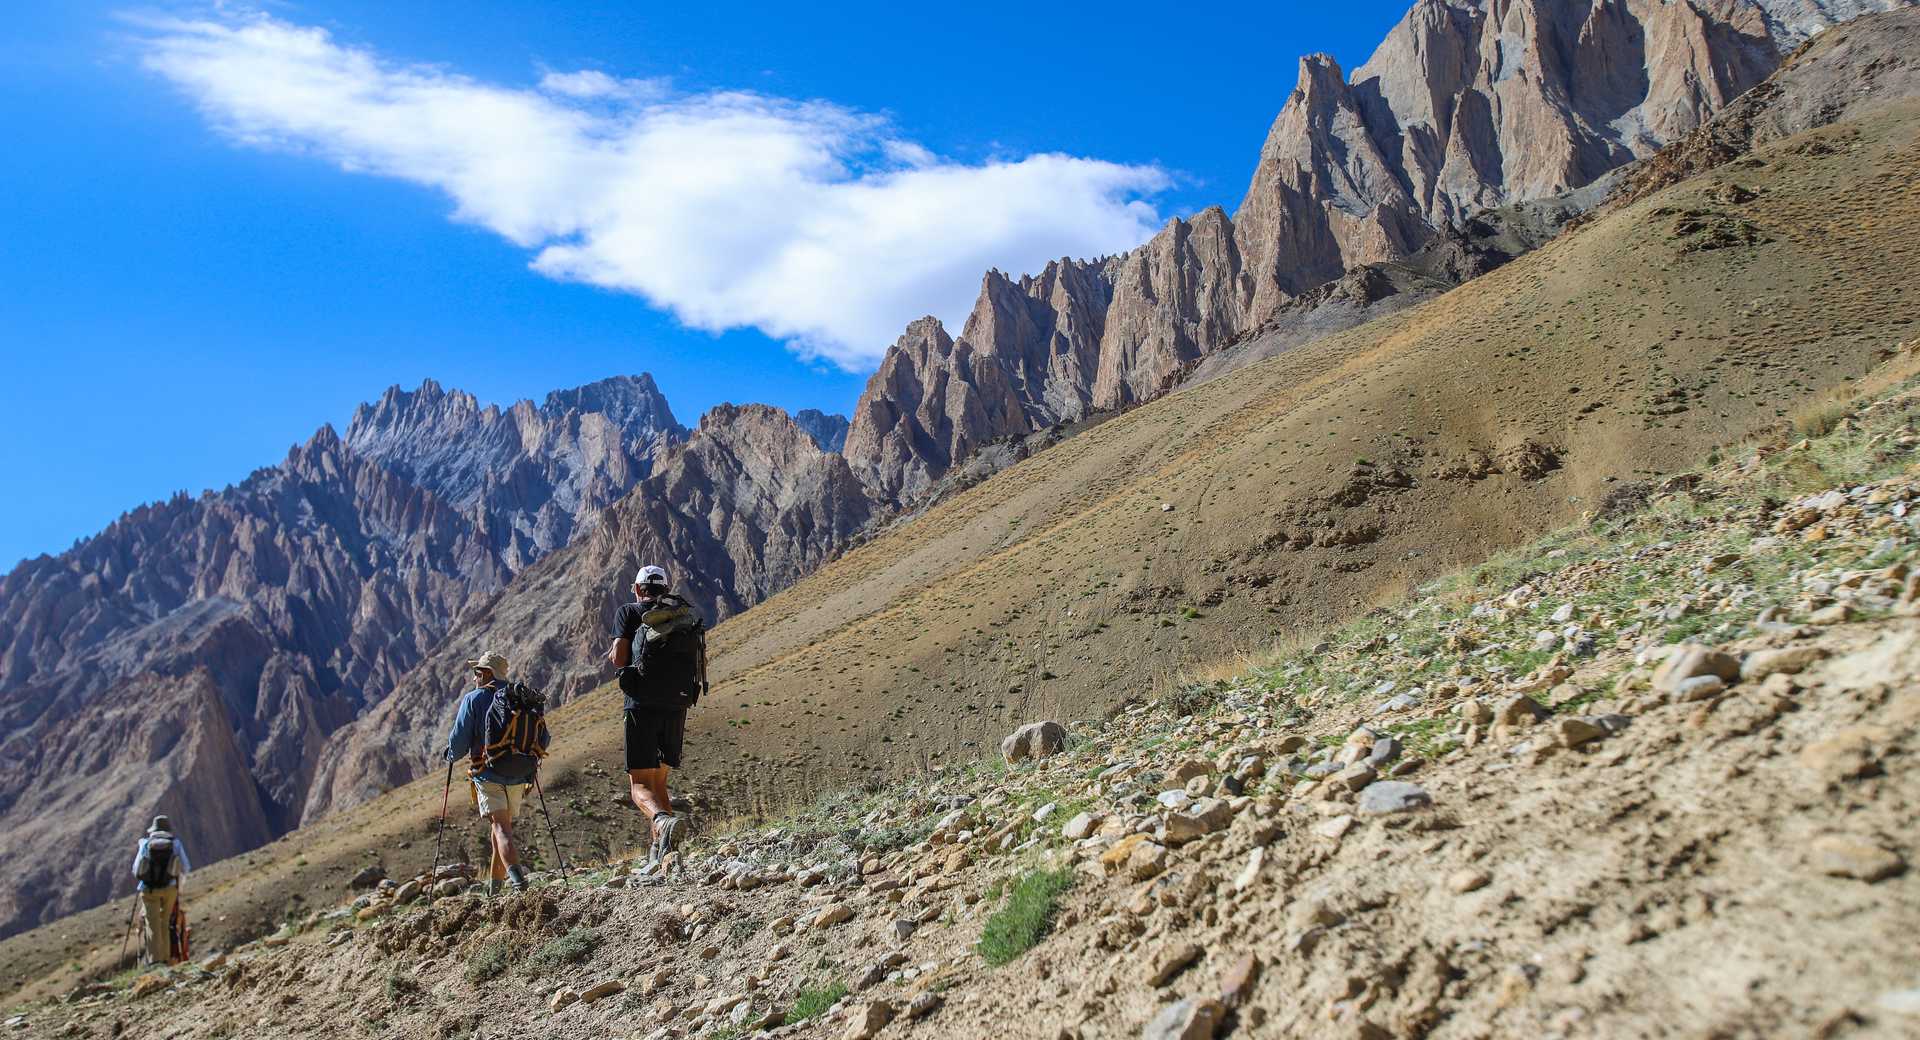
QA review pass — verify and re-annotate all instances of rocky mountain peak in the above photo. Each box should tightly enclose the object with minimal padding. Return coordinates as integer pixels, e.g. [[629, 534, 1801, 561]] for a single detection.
[[791, 409, 850, 454]]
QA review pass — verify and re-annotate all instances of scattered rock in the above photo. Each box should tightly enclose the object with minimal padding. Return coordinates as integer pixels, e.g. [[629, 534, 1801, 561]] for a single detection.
[[843, 1000, 896, 1040], [908, 992, 944, 1020], [1002, 721, 1069, 763], [549, 987, 580, 1013], [1496, 695, 1551, 727], [1314, 815, 1355, 840], [1809, 835, 1906, 882], [580, 980, 625, 1004], [1555, 717, 1608, 749], [1217, 953, 1260, 1009], [1142, 997, 1225, 1040], [1146, 942, 1203, 986], [813, 904, 854, 929], [1233, 848, 1265, 893], [1449, 868, 1491, 894], [1741, 645, 1828, 680], [1166, 799, 1234, 844], [1675, 674, 1726, 701], [1062, 812, 1100, 840], [1357, 781, 1431, 815], [1651, 643, 1740, 694], [1337, 763, 1379, 791], [348, 865, 385, 889]]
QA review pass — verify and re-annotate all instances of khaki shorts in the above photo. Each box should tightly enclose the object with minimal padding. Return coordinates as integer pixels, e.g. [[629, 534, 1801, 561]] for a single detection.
[[473, 780, 525, 818]]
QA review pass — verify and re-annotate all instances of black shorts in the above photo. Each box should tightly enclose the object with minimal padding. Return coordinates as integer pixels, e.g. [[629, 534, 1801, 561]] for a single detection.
[[624, 707, 686, 770]]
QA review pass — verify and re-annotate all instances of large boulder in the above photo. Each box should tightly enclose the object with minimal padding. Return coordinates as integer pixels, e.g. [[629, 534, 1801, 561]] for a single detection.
[[1001, 721, 1069, 763]]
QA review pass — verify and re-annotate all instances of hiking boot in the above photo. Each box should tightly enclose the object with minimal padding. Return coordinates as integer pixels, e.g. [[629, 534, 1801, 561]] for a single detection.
[[507, 865, 529, 893], [485, 879, 503, 897], [649, 812, 681, 864]]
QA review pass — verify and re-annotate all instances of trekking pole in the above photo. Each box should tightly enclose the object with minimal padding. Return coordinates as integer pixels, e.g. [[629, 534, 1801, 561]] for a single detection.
[[429, 759, 454, 882], [532, 771, 569, 875], [118, 894, 138, 969]]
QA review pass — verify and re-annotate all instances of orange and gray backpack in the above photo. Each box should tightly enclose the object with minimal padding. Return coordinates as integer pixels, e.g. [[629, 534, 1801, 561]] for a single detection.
[[472, 682, 550, 773]]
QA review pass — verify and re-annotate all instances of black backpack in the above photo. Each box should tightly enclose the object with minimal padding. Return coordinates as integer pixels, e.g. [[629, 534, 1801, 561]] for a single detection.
[[620, 595, 706, 709], [140, 833, 175, 889], [475, 682, 550, 771]]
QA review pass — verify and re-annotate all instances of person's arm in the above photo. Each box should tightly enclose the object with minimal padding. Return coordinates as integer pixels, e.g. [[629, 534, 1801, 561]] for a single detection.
[[606, 603, 637, 668], [699, 638, 709, 694], [131, 838, 147, 879], [175, 841, 191, 877], [445, 691, 476, 762]]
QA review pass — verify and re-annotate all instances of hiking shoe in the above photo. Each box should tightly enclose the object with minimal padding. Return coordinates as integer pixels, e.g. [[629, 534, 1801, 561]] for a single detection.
[[485, 879, 503, 897], [651, 812, 681, 862], [507, 865, 528, 893]]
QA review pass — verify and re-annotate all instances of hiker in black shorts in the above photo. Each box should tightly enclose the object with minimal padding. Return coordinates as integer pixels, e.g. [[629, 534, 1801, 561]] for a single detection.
[[606, 564, 707, 864]]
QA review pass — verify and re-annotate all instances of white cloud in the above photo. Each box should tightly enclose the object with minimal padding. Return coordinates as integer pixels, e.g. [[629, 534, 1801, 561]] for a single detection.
[[136, 13, 1170, 369]]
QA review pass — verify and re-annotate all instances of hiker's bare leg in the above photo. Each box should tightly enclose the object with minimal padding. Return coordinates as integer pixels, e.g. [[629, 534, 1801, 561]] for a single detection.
[[488, 809, 518, 879], [628, 766, 671, 817]]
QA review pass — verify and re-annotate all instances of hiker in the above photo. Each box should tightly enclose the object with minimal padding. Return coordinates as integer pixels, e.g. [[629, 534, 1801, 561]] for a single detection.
[[607, 564, 707, 864], [445, 651, 550, 894], [131, 815, 189, 965]]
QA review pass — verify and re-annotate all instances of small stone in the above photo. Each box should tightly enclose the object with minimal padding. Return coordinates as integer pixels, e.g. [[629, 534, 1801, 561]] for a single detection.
[[1799, 729, 1881, 782], [1459, 699, 1494, 726], [1357, 781, 1431, 815], [891, 920, 916, 943], [1127, 841, 1171, 881], [1651, 643, 1740, 694], [1675, 674, 1726, 701], [843, 1000, 897, 1040], [1101, 834, 1150, 874], [1875, 987, 1920, 1015], [1809, 835, 1905, 882], [1314, 815, 1355, 841], [1365, 737, 1402, 767], [1001, 720, 1068, 763], [1449, 868, 1490, 894], [1217, 953, 1260, 1009], [348, 865, 385, 889], [1166, 799, 1234, 844], [1741, 645, 1828, 681], [1233, 848, 1265, 893], [549, 987, 580, 1013], [1183, 776, 1211, 796], [1062, 812, 1099, 840], [1146, 942, 1203, 987], [580, 980, 625, 1003], [1808, 603, 1856, 625], [1142, 997, 1225, 1040], [1496, 695, 1550, 727], [1555, 717, 1607, 749], [1167, 760, 1211, 785], [1337, 762, 1378, 791], [813, 904, 853, 929]]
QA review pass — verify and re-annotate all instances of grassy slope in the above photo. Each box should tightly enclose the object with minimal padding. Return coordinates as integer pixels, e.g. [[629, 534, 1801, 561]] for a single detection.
[[4, 102, 1917, 1005]]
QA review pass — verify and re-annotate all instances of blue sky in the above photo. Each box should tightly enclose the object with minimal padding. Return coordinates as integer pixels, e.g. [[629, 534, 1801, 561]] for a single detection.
[[1, 1, 1409, 569]]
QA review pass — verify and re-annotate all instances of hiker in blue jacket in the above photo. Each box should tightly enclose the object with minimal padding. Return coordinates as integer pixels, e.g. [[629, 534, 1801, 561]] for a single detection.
[[445, 651, 549, 894], [131, 816, 190, 964]]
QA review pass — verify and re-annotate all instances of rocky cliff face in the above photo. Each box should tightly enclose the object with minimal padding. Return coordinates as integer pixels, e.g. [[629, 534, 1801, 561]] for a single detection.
[[840, 0, 1870, 502], [306, 404, 875, 816], [0, 378, 680, 939], [344, 374, 684, 570]]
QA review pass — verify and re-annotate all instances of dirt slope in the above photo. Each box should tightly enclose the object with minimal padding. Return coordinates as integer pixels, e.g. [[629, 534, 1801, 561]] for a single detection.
[[20, 344, 1920, 1040], [3, 95, 1918, 1009]]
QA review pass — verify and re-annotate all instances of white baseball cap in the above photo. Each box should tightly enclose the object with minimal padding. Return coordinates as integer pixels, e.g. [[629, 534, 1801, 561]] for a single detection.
[[635, 564, 668, 586]]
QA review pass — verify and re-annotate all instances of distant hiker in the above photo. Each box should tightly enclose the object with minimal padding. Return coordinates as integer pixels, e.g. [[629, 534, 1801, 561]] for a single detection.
[[445, 651, 550, 894], [131, 815, 190, 965], [608, 564, 707, 864]]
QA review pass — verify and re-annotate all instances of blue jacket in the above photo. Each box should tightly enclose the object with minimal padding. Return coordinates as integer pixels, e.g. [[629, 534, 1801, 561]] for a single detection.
[[131, 833, 190, 891], [445, 680, 547, 784]]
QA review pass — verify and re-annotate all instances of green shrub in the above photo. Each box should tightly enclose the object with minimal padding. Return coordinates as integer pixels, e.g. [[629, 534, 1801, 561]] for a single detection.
[[524, 927, 600, 973], [788, 980, 848, 1023], [977, 868, 1074, 966], [464, 939, 514, 984]]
